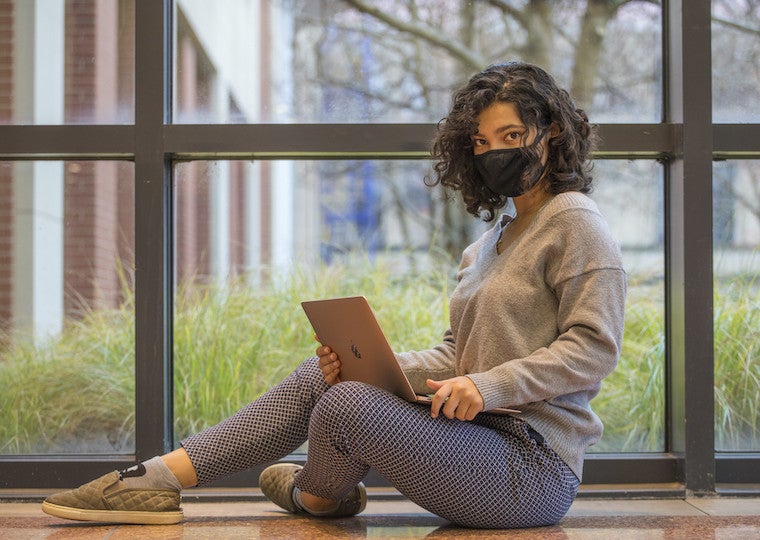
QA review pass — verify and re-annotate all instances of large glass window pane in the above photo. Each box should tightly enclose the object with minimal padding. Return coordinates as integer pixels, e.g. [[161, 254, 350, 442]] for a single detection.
[[712, 1, 760, 123], [173, 0, 661, 124], [589, 160, 665, 453], [172, 159, 459, 443], [172, 158, 665, 453], [713, 160, 760, 452], [0, 160, 135, 454], [0, 0, 134, 125]]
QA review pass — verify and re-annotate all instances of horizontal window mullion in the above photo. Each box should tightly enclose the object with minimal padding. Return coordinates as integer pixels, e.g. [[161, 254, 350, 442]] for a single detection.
[[0, 126, 134, 159], [3, 123, 757, 161], [716, 454, 760, 484], [164, 123, 677, 160], [713, 124, 760, 158], [582, 453, 679, 484]]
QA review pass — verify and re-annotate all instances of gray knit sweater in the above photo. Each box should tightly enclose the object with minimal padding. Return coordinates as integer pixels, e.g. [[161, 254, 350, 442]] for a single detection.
[[396, 192, 627, 480]]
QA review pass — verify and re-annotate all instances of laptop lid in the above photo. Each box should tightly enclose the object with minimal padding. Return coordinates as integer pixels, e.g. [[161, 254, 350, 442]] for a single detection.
[[301, 296, 419, 403]]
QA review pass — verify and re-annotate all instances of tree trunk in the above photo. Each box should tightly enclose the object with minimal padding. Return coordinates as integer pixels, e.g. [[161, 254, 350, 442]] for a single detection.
[[571, 0, 620, 109], [521, 0, 553, 68]]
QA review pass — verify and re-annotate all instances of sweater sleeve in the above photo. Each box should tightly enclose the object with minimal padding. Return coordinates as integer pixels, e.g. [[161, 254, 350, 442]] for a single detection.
[[466, 207, 627, 410], [468, 268, 626, 410], [395, 329, 458, 394]]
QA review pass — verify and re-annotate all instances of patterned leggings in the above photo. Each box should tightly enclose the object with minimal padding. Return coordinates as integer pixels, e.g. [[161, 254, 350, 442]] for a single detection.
[[181, 356, 579, 529]]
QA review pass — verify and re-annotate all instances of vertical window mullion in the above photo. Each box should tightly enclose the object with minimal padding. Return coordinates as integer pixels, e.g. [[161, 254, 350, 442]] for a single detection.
[[664, 0, 715, 493], [133, 0, 173, 460]]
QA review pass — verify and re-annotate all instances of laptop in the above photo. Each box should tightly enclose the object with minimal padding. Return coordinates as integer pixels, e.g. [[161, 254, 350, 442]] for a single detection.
[[301, 296, 519, 415]]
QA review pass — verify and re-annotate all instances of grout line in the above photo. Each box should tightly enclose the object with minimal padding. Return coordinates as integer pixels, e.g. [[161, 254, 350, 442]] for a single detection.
[[683, 499, 713, 516]]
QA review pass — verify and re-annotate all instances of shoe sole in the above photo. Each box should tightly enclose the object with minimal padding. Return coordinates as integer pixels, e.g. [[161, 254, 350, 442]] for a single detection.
[[41, 501, 183, 525]]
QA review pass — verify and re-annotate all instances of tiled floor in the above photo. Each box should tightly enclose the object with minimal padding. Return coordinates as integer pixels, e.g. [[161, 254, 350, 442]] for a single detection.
[[1, 494, 760, 539]]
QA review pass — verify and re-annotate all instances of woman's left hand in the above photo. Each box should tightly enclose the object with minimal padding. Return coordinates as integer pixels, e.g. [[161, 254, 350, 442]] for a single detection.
[[426, 377, 484, 421]]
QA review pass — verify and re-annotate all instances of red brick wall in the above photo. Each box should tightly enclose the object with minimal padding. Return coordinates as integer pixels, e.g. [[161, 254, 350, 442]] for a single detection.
[[229, 161, 246, 276], [117, 163, 134, 297], [0, 0, 12, 122], [115, 0, 134, 300], [64, 163, 123, 314], [63, 0, 128, 315], [65, 0, 97, 123], [175, 162, 210, 284], [0, 1, 13, 334], [174, 33, 213, 285], [65, 1, 97, 315], [259, 162, 272, 271], [0, 164, 12, 336]]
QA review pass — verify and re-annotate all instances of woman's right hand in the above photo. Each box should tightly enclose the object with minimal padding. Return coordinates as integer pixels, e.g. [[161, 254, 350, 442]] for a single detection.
[[316, 343, 341, 386]]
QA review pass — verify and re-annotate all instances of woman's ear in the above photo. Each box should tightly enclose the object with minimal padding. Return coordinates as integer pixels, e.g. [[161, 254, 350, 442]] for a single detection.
[[549, 122, 561, 138]]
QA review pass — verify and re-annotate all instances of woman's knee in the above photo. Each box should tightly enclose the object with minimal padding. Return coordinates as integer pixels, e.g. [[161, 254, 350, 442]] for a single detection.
[[310, 381, 390, 429], [293, 356, 329, 391], [318, 380, 380, 408]]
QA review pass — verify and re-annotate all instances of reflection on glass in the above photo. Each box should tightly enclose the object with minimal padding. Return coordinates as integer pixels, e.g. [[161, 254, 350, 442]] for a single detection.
[[0, 161, 135, 454], [173, 0, 661, 123], [712, 1, 760, 123], [172, 159, 665, 453], [0, 0, 134, 125], [713, 160, 760, 452]]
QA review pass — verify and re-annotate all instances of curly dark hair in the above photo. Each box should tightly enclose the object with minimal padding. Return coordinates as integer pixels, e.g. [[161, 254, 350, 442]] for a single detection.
[[429, 62, 597, 221]]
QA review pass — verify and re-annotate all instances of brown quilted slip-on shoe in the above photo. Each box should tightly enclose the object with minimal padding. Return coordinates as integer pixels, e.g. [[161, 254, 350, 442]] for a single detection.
[[41, 471, 183, 524], [258, 463, 366, 518]]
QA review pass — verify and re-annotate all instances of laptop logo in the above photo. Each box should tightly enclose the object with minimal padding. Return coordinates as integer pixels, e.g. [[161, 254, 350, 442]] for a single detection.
[[350, 342, 362, 359]]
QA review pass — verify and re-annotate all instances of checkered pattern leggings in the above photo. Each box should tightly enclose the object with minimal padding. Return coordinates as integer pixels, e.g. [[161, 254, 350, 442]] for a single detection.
[[181, 356, 579, 528]]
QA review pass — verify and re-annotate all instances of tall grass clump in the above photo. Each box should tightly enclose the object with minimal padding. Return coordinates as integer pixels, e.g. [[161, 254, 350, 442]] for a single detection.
[[714, 276, 760, 450], [592, 273, 760, 453], [172, 255, 453, 441], [0, 303, 135, 454], [2, 254, 758, 455], [591, 283, 665, 452]]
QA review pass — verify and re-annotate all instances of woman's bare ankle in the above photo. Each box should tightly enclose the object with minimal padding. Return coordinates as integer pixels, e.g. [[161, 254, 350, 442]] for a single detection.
[[160, 448, 198, 489]]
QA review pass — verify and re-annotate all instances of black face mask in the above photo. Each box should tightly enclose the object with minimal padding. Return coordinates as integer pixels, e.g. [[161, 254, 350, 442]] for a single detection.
[[473, 132, 546, 197]]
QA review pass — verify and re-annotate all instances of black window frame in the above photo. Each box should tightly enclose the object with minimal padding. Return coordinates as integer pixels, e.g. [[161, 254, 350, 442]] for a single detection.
[[1, 0, 759, 496]]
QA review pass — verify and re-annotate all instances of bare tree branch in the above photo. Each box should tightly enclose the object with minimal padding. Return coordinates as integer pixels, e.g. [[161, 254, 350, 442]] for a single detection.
[[713, 15, 760, 38], [340, 0, 486, 70], [483, 0, 528, 27]]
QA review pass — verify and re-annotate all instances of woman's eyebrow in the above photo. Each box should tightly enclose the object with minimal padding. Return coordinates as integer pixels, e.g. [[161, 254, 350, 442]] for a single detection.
[[494, 124, 525, 133], [472, 124, 524, 135]]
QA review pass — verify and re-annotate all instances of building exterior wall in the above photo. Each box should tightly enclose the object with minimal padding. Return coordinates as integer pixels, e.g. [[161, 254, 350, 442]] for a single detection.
[[0, 1, 14, 335]]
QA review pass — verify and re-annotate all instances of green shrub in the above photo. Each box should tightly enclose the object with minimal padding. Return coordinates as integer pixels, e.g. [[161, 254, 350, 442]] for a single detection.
[[0, 306, 134, 453], [714, 277, 760, 450], [591, 285, 665, 452], [172, 258, 453, 440], [1, 260, 758, 455]]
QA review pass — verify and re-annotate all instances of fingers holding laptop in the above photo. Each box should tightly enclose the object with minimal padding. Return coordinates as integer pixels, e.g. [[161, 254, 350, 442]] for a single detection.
[[426, 377, 484, 421], [316, 343, 342, 386]]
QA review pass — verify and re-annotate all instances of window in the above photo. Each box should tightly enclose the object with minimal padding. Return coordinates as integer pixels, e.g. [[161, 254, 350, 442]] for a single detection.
[[713, 160, 760, 452], [171, 157, 667, 454], [1, 0, 758, 493], [170, 1, 667, 455], [712, 1, 760, 123], [0, 0, 134, 125], [712, 0, 760, 458], [174, 0, 661, 123], [0, 160, 135, 454]]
